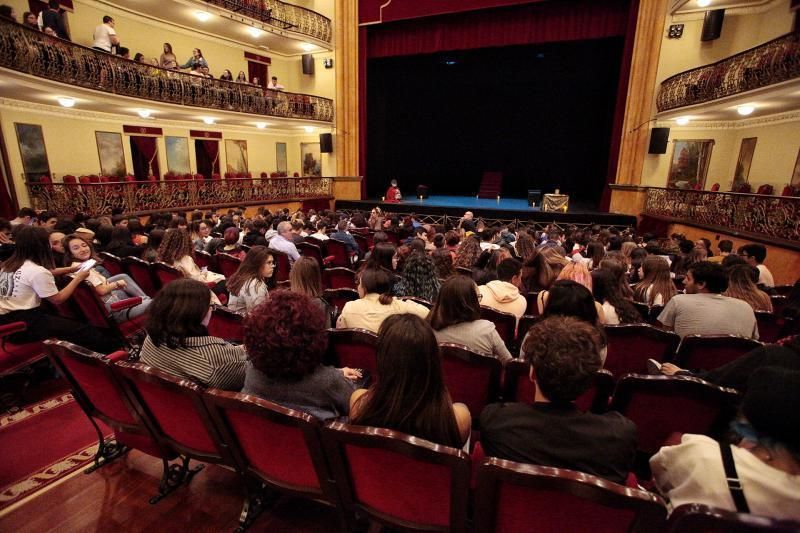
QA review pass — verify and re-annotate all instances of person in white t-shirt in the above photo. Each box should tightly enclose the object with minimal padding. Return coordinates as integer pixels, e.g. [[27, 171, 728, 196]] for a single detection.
[[0, 226, 121, 353], [266, 76, 284, 90], [740, 243, 775, 288], [92, 16, 119, 53]]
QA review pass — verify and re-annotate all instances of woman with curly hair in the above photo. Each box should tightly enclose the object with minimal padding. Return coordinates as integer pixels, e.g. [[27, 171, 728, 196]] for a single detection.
[[633, 255, 676, 306], [724, 264, 773, 313], [242, 291, 362, 419], [431, 247, 456, 280], [453, 236, 482, 270], [514, 232, 537, 263], [226, 246, 274, 314], [157, 228, 225, 288], [139, 279, 246, 389], [393, 251, 441, 303], [350, 314, 471, 447]]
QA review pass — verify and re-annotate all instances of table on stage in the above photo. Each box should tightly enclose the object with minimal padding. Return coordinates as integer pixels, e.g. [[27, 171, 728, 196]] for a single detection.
[[542, 193, 569, 212]]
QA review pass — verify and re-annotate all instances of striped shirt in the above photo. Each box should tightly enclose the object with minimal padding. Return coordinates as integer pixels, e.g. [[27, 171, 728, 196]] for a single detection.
[[139, 335, 247, 390]]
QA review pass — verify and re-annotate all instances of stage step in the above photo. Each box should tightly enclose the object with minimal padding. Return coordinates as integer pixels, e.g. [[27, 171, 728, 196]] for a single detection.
[[477, 171, 503, 199]]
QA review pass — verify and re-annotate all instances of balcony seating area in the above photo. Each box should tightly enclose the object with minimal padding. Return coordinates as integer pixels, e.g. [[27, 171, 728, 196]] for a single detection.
[[203, 0, 332, 43]]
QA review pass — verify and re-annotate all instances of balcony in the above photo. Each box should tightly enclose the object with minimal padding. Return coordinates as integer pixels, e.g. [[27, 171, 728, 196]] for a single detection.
[[202, 0, 332, 43], [0, 19, 334, 123], [656, 32, 800, 113]]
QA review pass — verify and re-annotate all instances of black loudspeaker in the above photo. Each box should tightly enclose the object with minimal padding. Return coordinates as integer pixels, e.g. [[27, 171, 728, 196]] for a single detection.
[[701, 10, 725, 42], [648, 127, 670, 154], [302, 54, 314, 75], [320, 133, 333, 153]]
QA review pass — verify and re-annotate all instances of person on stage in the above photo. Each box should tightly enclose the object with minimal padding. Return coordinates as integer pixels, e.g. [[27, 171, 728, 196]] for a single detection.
[[385, 179, 402, 203]]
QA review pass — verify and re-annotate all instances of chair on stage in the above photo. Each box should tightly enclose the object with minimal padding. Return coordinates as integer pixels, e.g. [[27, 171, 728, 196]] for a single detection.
[[322, 422, 471, 532], [675, 335, 762, 371], [475, 458, 668, 533]]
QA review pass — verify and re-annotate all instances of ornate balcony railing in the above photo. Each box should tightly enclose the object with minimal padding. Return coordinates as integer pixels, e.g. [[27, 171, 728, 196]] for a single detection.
[[203, 0, 332, 43], [0, 19, 333, 123], [656, 32, 800, 112], [644, 187, 800, 244], [26, 177, 333, 216]]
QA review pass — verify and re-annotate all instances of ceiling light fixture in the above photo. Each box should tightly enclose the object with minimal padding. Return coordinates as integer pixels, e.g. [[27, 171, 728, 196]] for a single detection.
[[737, 105, 755, 116], [303, 126, 314, 133], [202, 117, 216, 125], [194, 11, 211, 22], [57, 97, 75, 108], [301, 43, 314, 52], [697, 0, 712, 7], [675, 116, 690, 125], [248, 27, 263, 38], [137, 109, 152, 118], [254, 122, 267, 129]]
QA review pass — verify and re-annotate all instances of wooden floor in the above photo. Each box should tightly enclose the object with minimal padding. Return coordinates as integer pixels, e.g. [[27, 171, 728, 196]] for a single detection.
[[0, 450, 337, 532]]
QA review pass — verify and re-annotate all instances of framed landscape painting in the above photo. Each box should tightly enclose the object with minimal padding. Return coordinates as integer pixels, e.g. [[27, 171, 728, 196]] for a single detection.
[[300, 142, 321, 177], [276, 142, 287, 174], [14, 123, 50, 180], [225, 139, 248, 173], [667, 139, 714, 189], [165, 136, 191, 174], [732, 137, 757, 188], [95, 131, 126, 177]]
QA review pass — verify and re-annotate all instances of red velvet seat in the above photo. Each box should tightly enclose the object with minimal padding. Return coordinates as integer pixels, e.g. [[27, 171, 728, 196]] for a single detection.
[[631, 302, 664, 325], [325, 328, 378, 376], [666, 503, 800, 533], [203, 390, 342, 528], [475, 458, 667, 533], [516, 314, 540, 344], [480, 305, 517, 347], [772, 284, 794, 296], [322, 421, 470, 532], [215, 252, 242, 279], [501, 359, 614, 413], [524, 292, 540, 316], [152, 262, 184, 290], [438, 343, 502, 426], [44, 340, 190, 502], [122, 256, 158, 297], [755, 311, 797, 344], [353, 234, 369, 257], [271, 249, 292, 284], [603, 324, 681, 377], [325, 238, 355, 267], [193, 250, 214, 272], [675, 334, 763, 371], [322, 288, 360, 317], [99, 251, 124, 276], [70, 280, 145, 348], [323, 267, 357, 290], [298, 241, 334, 268], [0, 322, 45, 377], [206, 307, 244, 343], [610, 374, 739, 456]]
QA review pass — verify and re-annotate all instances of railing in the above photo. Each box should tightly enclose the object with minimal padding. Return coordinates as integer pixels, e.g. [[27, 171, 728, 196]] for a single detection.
[[203, 0, 332, 43], [656, 32, 800, 112], [26, 177, 333, 216], [643, 187, 800, 244], [0, 19, 333, 123]]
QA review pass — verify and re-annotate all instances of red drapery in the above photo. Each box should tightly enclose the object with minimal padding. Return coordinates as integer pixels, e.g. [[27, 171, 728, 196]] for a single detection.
[[203, 140, 220, 175], [247, 61, 267, 88], [130, 136, 160, 180]]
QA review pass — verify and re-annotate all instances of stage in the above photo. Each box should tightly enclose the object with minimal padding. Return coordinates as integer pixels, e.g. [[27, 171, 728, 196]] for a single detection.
[[336, 195, 637, 228]]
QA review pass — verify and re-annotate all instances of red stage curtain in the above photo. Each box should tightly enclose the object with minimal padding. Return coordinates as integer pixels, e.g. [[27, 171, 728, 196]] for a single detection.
[[130, 136, 160, 180], [366, 0, 630, 58]]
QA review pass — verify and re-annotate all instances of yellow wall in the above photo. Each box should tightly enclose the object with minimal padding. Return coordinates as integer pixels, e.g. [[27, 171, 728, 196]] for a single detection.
[[641, 119, 800, 191], [0, 103, 333, 207]]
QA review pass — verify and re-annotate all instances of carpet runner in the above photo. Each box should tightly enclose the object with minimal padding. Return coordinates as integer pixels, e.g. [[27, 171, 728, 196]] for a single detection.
[[0, 393, 110, 511]]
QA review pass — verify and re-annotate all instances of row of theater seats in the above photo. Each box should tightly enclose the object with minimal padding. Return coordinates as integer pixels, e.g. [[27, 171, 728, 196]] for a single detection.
[[46, 338, 800, 532]]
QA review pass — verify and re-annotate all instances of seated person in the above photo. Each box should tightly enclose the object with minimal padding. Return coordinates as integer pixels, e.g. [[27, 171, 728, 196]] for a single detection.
[[226, 246, 273, 315], [429, 275, 511, 361], [393, 251, 441, 303], [350, 314, 471, 447], [157, 228, 226, 289], [336, 267, 429, 333], [740, 243, 774, 288], [330, 220, 360, 257], [241, 291, 361, 419], [384, 179, 402, 203], [480, 315, 636, 484], [139, 279, 246, 390], [478, 258, 527, 321], [650, 367, 800, 520]]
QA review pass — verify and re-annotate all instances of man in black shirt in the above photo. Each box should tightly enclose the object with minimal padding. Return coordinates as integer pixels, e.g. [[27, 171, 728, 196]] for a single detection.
[[480, 315, 636, 484]]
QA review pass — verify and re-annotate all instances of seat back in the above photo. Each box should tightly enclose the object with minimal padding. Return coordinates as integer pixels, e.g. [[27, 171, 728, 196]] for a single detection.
[[203, 389, 336, 503], [604, 324, 681, 377], [676, 335, 763, 371], [516, 315, 540, 344], [323, 267, 357, 290], [353, 234, 369, 257], [297, 242, 325, 266], [216, 253, 242, 280], [480, 306, 517, 346], [70, 280, 113, 330], [399, 296, 433, 309], [666, 503, 800, 533], [323, 288, 360, 317], [326, 328, 379, 376], [322, 422, 470, 532], [45, 340, 165, 458], [610, 374, 739, 455], [475, 458, 667, 533], [152, 262, 184, 290], [194, 250, 214, 271], [439, 343, 502, 421], [524, 292, 540, 316], [99, 252, 124, 276], [271, 249, 292, 283], [0, 322, 45, 376], [122, 256, 158, 297], [206, 307, 244, 343], [325, 239, 351, 267], [113, 361, 232, 465], [755, 312, 796, 344]]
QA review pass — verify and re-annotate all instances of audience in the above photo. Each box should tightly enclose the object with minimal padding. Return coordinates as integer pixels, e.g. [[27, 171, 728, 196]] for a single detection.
[[158, 228, 226, 291], [268, 221, 300, 263], [393, 251, 441, 302], [478, 258, 527, 321], [349, 314, 471, 447], [226, 246, 273, 314], [159, 42, 177, 69]]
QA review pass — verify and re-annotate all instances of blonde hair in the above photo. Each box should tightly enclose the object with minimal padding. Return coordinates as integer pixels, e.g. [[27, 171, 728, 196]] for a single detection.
[[557, 261, 592, 291], [633, 256, 676, 306], [724, 264, 773, 312]]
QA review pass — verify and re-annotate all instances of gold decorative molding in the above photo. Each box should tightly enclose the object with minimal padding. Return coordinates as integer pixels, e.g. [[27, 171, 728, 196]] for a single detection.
[[334, 0, 360, 180], [657, 109, 800, 130]]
